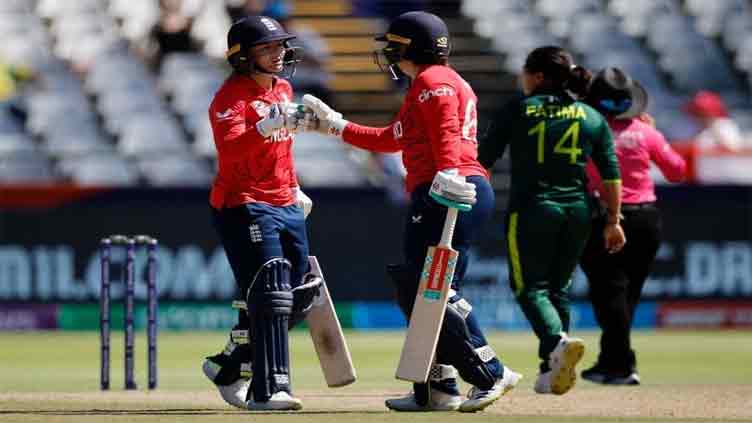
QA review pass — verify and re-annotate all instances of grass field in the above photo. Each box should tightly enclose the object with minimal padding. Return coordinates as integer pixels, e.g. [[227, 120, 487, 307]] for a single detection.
[[1, 330, 751, 422]]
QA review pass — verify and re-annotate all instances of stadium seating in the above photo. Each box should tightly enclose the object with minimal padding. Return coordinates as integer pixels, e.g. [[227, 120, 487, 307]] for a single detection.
[[0, 0, 750, 188]]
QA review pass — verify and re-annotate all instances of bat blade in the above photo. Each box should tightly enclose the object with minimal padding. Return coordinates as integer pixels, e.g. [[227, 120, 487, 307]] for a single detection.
[[305, 256, 357, 387], [395, 245, 458, 383]]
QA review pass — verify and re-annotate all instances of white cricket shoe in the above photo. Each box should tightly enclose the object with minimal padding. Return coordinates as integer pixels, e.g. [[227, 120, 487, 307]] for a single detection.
[[385, 364, 462, 412], [534, 335, 585, 395], [459, 366, 522, 413], [202, 359, 250, 409], [385, 388, 462, 412], [247, 391, 303, 411]]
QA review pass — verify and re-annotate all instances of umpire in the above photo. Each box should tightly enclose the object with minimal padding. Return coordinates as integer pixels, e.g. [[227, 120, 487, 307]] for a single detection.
[[580, 68, 686, 385]]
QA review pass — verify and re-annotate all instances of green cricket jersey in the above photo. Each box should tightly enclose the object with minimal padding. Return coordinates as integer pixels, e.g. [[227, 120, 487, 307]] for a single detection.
[[479, 90, 620, 208]]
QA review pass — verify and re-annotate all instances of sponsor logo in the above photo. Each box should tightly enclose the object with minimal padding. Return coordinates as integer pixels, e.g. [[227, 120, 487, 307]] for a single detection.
[[614, 130, 645, 149], [215, 109, 235, 121], [657, 301, 752, 328], [411, 214, 422, 224], [436, 37, 448, 48], [418, 86, 455, 103]]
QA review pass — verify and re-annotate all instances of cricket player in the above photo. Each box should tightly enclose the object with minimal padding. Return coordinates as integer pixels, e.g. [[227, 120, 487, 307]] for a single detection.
[[201, 16, 321, 411], [580, 68, 686, 385], [302, 11, 521, 413], [479, 46, 625, 395]]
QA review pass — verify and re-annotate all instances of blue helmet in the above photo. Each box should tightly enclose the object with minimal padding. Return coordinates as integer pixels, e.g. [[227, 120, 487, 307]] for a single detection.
[[373, 11, 451, 78], [226, 16, 299, 75]]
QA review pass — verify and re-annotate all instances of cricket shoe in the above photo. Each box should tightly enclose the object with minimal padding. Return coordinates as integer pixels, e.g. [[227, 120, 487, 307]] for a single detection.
[[202, 357, 250, 409], [247, 391, 303, 411], [385, 389, 462, 412], [581, 365, 640, 385], [459, 366, 523, 413], [535, 335, 585, 395], [385, 364, 462, 412]]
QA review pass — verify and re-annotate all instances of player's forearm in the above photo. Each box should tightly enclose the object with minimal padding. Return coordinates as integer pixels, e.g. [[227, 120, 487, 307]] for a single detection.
[[342, 123, 401, 153], [600, 181, 622, 224]]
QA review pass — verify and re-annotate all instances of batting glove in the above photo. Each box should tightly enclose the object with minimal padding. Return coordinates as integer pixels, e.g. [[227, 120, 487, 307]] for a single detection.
[[429, 168, 476, 212], [293, 187, 313, 218], [281, 103, 315, 133], [302, 94, 348, 137], [255, 103, 285, 138], [256, 103, 313, 138]]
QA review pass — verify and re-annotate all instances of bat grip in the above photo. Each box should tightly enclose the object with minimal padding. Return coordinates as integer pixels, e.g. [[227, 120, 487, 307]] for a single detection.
[[438, 207, 459, 248]]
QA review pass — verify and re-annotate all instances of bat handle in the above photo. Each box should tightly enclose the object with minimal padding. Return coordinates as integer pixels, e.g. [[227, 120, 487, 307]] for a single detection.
[[438, 207, 459, 248]]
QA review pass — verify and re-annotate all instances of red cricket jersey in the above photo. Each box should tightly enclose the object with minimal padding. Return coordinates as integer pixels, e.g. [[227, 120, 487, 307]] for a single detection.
[[342, 65, 488, 193], [208, 74, 298, 209]]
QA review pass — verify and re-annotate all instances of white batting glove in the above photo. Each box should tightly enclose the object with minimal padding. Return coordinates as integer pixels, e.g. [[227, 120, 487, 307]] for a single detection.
[[293, 187, 313, 218], [256, 103, 313, 138], [302, 94, 348, 137], [255, 103, 285, 138], [429, 168, 476, 211], [281, 103, 314, 133]]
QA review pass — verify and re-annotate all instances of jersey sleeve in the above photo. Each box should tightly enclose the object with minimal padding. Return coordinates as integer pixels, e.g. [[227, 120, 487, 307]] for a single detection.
[[413, 80, 462, 171], [648, 127, 686, 182], [209, 96, 266, 157], [590, 117, 621, 183], [478, 96, 520, 169], [342, 122, 402, 153]]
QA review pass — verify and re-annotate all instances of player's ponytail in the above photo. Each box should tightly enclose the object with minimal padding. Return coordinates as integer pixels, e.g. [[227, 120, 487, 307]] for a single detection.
[[566, 65, 593, 98], [524, 46, 592, 98]]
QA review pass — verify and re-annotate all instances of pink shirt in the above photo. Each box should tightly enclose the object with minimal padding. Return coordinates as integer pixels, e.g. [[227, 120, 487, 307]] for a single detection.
[[587, 118, 686, 204]]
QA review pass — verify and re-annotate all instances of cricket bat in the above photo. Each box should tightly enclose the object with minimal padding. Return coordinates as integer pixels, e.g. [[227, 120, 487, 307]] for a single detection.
[[396, 207, 459, 383], [305, 256, 357, 387]]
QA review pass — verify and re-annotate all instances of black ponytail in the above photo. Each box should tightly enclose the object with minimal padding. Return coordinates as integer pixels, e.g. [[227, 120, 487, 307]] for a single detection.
[[566, 65, 593, 98], [524, 46, 592, 97]]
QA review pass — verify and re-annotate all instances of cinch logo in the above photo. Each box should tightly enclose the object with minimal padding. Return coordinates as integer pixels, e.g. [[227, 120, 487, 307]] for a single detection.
[[436, 37, 448, 48], [260, 18, 277, 31], [418, 86, 454, 103]]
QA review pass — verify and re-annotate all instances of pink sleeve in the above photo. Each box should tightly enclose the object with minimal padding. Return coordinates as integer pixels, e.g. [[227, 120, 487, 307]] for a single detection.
[[648, 128, 686, 182], [416, 82, 461, 170], [585, 159, 601, 194]]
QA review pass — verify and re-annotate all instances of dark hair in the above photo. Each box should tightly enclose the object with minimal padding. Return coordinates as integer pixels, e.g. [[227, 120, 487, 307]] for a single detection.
[[524, 46, 592, 98]]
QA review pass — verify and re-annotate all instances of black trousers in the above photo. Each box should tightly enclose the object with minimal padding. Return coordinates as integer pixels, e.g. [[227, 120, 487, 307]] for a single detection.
[[579, 203, 661, 373]]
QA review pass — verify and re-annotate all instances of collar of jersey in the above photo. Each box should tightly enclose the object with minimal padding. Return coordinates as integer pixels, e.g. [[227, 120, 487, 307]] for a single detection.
[[232, 73, 280, 94]]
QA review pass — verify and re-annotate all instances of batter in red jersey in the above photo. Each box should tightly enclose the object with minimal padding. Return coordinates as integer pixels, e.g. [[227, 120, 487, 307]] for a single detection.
[[301, 11, 521, 413], [202, 16, 323, 412]]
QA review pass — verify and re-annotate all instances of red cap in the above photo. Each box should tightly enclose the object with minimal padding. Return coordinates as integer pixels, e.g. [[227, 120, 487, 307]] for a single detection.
[[683, 90, 729, 118]]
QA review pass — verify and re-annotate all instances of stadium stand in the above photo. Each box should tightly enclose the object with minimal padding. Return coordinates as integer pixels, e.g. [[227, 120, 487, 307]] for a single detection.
[[0, 0, 750, 188]]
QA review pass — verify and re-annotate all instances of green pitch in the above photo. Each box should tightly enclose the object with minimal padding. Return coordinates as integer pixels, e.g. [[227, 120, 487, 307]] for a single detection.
[[1, 330, 750, 423]]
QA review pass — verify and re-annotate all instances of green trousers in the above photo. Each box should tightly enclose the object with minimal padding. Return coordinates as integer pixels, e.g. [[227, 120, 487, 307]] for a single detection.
[[505, 201, 591, 370]]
